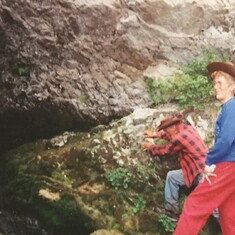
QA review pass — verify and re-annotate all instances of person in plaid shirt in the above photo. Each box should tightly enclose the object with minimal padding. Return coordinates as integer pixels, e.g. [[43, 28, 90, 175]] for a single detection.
[[143, 113, 208, 220]]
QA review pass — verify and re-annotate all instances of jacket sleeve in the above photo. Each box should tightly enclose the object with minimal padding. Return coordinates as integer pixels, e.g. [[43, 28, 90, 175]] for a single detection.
[[206, 103, 235, 165]]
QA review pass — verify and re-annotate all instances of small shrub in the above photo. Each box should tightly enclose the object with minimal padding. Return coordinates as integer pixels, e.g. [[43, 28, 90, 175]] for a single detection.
[[121, 196, 146, 220], [146, 49, 229, 110], [131, 196, 146, 215], [134, 162, 156, 182], [158, 213, 176, 232], [105, 167, 133, 191]]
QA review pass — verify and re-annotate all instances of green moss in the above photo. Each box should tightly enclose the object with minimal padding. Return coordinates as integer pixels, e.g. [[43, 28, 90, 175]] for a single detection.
[[51, 170, 74, 188], [79, 95, 90, 104], [35, 194, 94, 234], [0, 124, 217, 235]]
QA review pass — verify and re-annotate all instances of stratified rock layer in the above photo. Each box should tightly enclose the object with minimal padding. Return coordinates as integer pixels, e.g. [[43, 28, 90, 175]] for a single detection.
[[0, 0, 234, 150]]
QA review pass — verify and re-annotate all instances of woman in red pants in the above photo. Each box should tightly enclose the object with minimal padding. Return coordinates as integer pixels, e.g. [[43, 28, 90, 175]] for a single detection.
[[173, 61, 235, 235]]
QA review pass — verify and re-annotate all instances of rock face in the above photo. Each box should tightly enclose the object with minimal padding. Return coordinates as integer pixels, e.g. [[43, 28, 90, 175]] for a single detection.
[[0, 0, 235, 150]]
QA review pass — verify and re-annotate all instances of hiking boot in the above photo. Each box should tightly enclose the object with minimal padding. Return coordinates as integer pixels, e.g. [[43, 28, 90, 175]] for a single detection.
[[164, 209, 179, 222], [152, 206, 165, 213]]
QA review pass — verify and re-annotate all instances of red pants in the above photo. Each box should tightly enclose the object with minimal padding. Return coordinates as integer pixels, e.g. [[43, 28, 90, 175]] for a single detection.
[[173, 162, 235, 235]]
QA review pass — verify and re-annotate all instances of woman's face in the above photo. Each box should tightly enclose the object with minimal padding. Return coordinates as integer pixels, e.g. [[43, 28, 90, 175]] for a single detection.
[[212, 73, 235, 104]]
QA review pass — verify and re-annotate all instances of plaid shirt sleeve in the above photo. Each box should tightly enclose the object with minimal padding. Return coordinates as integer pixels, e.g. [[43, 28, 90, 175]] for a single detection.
[[149, 138, 182, 156], [150, 125, 207, 157]]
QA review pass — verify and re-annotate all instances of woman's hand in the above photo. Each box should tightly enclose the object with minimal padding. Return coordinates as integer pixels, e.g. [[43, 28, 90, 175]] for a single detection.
[[201, 165, 217, 184]]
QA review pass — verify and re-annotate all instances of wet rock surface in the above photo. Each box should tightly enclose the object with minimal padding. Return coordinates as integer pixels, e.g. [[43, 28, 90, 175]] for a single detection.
[[0, 210, 50, 235], [0, 107, 218, 235]]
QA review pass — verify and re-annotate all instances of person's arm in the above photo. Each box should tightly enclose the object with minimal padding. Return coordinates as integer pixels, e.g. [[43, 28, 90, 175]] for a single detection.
[[206, 104, 235, 165], [147, 138, 182, 156], [144, 129, 169, 139]]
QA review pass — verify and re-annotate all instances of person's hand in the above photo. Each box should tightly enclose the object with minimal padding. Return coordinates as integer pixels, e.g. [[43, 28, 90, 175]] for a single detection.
[[144, 130, 165, 138], [144, 130, 156, 138], [201, 164, 216, 184], [143, 141, 154, 151]]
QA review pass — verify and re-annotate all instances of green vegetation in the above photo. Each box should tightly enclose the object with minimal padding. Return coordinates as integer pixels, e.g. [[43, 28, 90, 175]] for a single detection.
[[121, 195, 147, 220], [34, 194, 95, 234], [18, 65, 30, 76], [105, 167, 133, 191], [79, 95, 89, 104], [158, 214, 176, 232], [146, 49, 229, 110], [36, 195, 78, 227], [131, 196, 146, 215], [133, 161, 156, 182]]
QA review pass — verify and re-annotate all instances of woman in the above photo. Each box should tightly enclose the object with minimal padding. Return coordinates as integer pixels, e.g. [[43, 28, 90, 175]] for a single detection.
[[173, 61, 235, 235]]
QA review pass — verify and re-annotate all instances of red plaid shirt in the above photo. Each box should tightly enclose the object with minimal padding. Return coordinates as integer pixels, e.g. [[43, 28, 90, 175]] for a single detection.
[[149, 123, 208, 187]]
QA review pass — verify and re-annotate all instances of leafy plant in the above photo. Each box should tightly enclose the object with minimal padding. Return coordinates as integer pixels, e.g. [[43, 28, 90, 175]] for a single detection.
[[173, 72, 214, 110], [158, 213, 176, 232], [121, 213, 129, 220], [145, 49, 229, 110], [18, 65, 30, 76], [105, 167, 133, 191], [134, 162, 156, 182], [121, 196, 146, 220], [131, 196, 146, 215]]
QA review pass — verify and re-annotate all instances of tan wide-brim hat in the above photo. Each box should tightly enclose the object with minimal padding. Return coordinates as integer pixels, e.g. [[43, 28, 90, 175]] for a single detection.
[[156, 114, 184, 131], [207, 61, 235, 79]]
